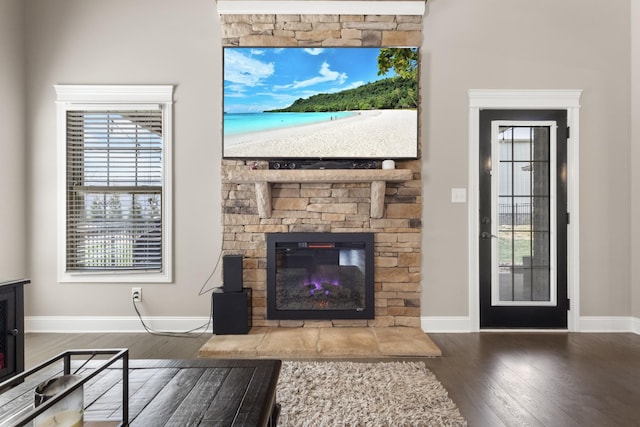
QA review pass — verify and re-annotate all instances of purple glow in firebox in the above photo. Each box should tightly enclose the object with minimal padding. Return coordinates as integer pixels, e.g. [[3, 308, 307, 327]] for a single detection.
[[306, 275, 340, 296]]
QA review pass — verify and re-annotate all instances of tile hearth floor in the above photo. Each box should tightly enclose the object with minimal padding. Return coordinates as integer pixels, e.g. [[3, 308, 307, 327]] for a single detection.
[[198, 326, 442, 359]]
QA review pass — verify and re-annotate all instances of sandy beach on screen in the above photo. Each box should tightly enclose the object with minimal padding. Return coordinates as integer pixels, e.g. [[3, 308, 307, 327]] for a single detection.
[[223, 109, 417, 158]]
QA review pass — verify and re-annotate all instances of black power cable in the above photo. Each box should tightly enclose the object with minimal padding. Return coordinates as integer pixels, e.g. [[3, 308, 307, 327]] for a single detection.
[[132, 251, 224, 337]]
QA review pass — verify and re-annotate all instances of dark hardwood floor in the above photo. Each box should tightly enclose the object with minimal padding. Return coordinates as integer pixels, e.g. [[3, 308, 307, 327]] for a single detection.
[[425, 333, 640, 427], [24, 332, 211, 367], [24, 332, 640, 426]]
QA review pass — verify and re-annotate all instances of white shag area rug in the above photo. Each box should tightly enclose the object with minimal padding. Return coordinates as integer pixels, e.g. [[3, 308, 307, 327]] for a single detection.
[[276, 361, 467, 427]]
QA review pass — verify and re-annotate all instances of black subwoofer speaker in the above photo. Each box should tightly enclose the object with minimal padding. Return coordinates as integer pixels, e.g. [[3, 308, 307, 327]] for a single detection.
[[223, 254, 243, 293], [212, 288, 251, 335]]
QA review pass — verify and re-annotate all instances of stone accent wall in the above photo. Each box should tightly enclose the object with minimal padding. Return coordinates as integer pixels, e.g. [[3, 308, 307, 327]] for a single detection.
[[220, 13, 423, 328]]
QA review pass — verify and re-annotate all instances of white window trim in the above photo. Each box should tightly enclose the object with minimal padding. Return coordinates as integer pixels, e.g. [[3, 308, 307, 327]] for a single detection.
[[468, 89, 582, 331], [55, 85, 174, 283]]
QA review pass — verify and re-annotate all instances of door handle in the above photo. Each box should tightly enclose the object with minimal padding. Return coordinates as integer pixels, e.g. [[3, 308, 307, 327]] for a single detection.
[[480, 231, 498, 239]]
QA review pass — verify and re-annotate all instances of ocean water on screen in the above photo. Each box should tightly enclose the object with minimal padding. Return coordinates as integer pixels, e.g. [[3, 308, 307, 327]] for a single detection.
[[223, 111, 356, 135]]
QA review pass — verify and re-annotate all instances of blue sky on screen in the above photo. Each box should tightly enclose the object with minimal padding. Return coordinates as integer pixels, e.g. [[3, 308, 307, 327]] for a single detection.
[[223, 47, 396, 114]]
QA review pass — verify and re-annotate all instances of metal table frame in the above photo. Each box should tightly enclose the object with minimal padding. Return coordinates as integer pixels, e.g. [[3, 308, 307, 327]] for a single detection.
[[0, 348, 129, 426]]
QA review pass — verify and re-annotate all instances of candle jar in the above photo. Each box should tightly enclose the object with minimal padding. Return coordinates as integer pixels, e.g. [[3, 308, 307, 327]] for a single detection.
[[381, 159, 395, 170], [34, 375, 83, 427]]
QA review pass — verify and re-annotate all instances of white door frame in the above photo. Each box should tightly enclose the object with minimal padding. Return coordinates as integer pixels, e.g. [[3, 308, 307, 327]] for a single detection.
[[468, 89, 582, 331]]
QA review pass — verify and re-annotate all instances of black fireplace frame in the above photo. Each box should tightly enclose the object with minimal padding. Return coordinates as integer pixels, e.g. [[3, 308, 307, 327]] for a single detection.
[[266, 232, 375, 320]]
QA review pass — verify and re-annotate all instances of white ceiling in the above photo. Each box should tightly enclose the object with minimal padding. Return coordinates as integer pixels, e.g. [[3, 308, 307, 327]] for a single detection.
[[216, 0, 426, 16]]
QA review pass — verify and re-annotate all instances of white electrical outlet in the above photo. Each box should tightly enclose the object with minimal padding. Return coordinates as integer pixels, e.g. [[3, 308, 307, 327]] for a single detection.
[[131, 287, 142, 302]]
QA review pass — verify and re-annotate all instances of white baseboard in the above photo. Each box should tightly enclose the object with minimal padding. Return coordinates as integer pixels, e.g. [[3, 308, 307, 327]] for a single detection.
[[26, 316, 212, 333], [421, 316, 472, 333], [633, 317, 640, 334], [422, 316, 640, 334], [26, 315, 640, 334], [578, 316, 638, 333]]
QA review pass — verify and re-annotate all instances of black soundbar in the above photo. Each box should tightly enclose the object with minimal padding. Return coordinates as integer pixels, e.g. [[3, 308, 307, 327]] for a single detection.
[[268, 160, 378, 170]]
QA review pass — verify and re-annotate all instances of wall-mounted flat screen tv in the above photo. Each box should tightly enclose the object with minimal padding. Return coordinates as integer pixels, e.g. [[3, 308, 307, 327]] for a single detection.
[[223, 46, 419, 160]]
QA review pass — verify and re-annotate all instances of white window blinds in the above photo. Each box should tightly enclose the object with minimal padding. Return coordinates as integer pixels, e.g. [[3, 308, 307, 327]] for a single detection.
[[65, 109, 163, 271]]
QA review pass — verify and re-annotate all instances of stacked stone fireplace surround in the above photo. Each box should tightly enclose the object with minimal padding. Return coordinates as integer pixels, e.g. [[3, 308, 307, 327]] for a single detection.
[[220, 11, 423, 329]]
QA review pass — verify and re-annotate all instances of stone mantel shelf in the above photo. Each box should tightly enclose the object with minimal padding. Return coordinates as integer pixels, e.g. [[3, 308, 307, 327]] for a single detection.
[[227, 168, 413, 219]]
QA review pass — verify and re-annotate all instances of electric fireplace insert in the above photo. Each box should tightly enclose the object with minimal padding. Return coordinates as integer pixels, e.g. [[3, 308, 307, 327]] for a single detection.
[[266, 232, 374, 320]]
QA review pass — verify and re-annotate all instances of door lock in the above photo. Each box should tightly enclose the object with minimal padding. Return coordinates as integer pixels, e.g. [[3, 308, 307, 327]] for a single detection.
[[480, 231, 498, 239]]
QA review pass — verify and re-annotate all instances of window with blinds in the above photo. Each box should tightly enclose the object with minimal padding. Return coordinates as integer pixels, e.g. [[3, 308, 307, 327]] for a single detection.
[[56, 85, 173, 282], [66, 110, 163, 271]]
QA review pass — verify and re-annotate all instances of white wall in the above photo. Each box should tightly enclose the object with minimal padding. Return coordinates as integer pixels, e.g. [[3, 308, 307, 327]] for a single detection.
[[0, 0, 26, 279], [631, 0, 640, 322], [18, 0, 636, 329], [24, 0, 223, 321], [422, 0, 632, 321]]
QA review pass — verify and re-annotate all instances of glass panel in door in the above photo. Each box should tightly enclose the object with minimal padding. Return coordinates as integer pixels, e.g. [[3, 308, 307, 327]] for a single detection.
[[492, 123, 556, 306]]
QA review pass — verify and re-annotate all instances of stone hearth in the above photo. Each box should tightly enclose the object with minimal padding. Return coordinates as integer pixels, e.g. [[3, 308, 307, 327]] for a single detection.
[[198, 327, 441, 359]]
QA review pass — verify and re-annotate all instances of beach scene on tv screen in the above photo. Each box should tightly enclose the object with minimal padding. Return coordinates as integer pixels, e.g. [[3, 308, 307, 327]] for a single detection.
[[223, 47, 418, 159]]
